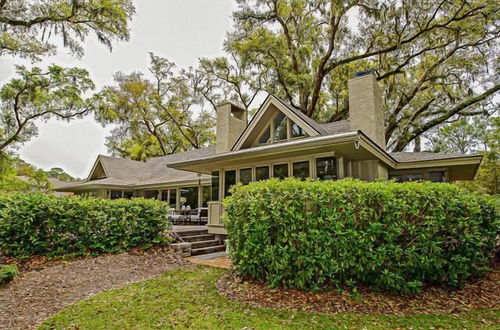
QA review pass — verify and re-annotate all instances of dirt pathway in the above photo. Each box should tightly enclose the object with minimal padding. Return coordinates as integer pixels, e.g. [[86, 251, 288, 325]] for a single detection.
[[0, 249, 187, 329]]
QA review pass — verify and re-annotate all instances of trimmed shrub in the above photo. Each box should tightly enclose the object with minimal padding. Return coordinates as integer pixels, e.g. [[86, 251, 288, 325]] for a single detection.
[[0, 264, 19, 284], [0, 193, 171, 258], [224, 179, 499, 294]]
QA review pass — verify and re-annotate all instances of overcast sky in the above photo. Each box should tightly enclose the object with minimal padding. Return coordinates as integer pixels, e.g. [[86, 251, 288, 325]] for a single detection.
[[0, 0, 237, 178]]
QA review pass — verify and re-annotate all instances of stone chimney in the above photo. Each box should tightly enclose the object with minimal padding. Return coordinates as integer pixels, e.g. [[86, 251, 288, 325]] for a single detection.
[[216, 102, 248, 153], [348, 71, 385, 149]]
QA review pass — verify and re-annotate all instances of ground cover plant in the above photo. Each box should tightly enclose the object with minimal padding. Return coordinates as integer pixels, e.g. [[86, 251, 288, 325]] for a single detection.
[[0, 193, 171, 258], [225, 179, 499, 294], [40, 266, 500, 329], [0, 264, 19, 285]]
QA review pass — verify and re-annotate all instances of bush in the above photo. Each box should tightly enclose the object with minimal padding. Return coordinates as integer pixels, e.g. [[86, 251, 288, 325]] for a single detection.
[[0, 264, 19, 284], [0, 193, 171, 258], [224, 178, 499, 294]]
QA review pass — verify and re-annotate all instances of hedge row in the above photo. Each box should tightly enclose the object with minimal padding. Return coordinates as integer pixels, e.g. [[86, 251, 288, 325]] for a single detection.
[[224, 179, 499, 294], [0, 193, 171, 257]]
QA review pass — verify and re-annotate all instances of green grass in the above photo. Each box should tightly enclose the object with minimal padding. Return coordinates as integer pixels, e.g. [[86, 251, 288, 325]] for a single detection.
[[41, 266, 499, 329]]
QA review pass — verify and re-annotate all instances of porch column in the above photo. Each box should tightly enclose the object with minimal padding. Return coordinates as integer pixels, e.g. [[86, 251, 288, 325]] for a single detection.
[[338, 155, 345, 179]]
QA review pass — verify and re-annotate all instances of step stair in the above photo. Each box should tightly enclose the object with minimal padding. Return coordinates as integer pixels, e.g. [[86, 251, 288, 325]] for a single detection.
[[174, 228, 225, 256]]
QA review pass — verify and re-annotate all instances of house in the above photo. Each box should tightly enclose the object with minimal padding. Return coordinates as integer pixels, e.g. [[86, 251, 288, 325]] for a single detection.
[[58, 72, 482, 237]]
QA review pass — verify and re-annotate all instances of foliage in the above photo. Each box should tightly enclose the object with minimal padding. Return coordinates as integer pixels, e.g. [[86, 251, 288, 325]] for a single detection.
[[45, 167, 77, 182], [455, 117, 500, 195], [223, 0, 499, 151], [224, 179, 499, 294], [426, 117, 489, 154], [95, 54, 215, 160], [0, 65, 96, 151], [0, 0, 135, 151], [0, 0, 135, 60], [0, 193, 171, 258], [0, 264, 19, 284], [41, 266, 500, 329]]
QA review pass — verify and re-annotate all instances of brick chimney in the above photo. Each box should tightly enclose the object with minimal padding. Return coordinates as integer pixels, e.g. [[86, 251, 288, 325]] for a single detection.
[[348, 71, 385, 149], [216, 102, 248, 153]]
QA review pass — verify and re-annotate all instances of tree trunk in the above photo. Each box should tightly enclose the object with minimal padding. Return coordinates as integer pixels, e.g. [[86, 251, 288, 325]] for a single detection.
[[413, 136, 421, 152]]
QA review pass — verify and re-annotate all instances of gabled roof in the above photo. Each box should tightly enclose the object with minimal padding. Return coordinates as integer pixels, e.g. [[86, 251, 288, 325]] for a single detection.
[[59, 147, 215, 191]]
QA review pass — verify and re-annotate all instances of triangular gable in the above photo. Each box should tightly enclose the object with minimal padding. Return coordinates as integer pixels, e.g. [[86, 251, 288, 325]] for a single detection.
[[87, 157, 109, 181], [232, 95, 322, 151]]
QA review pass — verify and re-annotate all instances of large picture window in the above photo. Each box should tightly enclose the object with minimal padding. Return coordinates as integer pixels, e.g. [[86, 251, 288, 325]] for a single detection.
[[273, 163, 289, 180], [180, 186, 198, 209], [293, 161, 310, 179], [224, 170, 236, 197], [144, 190, 159, 199], [240, 168, 252, 185], [316, 157, 337, 180], [255, 166, 270, 181], [168, 189, 177, 209], [110, 190, 122, 200]]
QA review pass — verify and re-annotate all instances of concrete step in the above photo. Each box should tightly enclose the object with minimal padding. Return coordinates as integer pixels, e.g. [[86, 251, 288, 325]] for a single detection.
[[176, 229, 208, 237], [191, 239, 221, 249], [181, 234, 215, 242], [191, 245, 226, 256]]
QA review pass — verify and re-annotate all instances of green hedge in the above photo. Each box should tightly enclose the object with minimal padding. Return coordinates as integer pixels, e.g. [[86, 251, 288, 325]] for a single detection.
[[0, 193, 171, 258], [224, 179, 499, 294]]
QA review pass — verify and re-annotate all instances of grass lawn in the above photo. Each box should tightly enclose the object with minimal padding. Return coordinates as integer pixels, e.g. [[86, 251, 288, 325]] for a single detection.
[[41, 265, 499, 329]]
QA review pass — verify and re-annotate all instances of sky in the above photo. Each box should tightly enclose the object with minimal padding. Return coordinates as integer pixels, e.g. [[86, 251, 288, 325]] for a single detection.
[[0, 0, 237, 178]]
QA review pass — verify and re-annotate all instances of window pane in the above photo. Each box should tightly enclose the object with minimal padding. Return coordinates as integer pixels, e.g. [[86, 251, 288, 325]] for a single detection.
[[169, 189, 177, 209], [202, 186, 211, 207], [258, 126, 271, 144], [429, 171, 445, 182], [406, 173, 424, 182], [211, 171, 219, 201], [160, 190, 169, 202], [291, 121, 307, 138], [144, 190, 159, 199], [316, 157, 337, 180], [240, 168, 252, 185], [224, 170, 236, 197], [274, 112, 287, 141], [293, 161, 309, 179], [389, 174, 404, 183], [110, 190, 122, 200], [180, 186, 198, 209], [273, 163, 289, 179], [255, 166, 270, 181], [124, 191, 134, 199]]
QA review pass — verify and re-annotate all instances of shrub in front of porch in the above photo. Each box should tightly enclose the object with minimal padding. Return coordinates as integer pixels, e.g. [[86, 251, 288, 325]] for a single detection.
[[224, 179, 498, 294], [0, 193, 171, 258]]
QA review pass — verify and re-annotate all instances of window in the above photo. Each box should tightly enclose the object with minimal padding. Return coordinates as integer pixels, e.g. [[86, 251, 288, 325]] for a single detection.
[[124, 191, 134, 199], [429, 171, 445, 182], [224, 170, 236, 197], [273, 112, 287, 141], [293, 161, 309, 179], [144, 190, 159, 199], [240, 168, 252, 185], [168, 189, 177, 209], [316, 157, 337, 180], [273, 163, 289, 180], [291, 121, 306, 138], [258, 126, 271, 144], [180, 186, 198, 209], [160, 190, 169, 202], [389, 173, 424, 182], [110, 190, 122, 200], [255, 166, 270, 181], [202, 186, 211, 207], [211, 171, 219, 201]]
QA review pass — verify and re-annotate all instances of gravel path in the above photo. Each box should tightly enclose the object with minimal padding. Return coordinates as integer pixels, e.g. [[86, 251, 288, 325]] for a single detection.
[[0, 249, 187, 329]]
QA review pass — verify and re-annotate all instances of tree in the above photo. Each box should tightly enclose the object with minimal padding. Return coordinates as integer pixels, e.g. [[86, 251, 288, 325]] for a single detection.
[[95, 54, 215, 160], [0, 65, 96, 151], [0, 0, 135, 151], [0, 0, 135, 60], [425, 117, 487, 155], [46, 167, 76, 182], [224, 0, 499, 151]]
